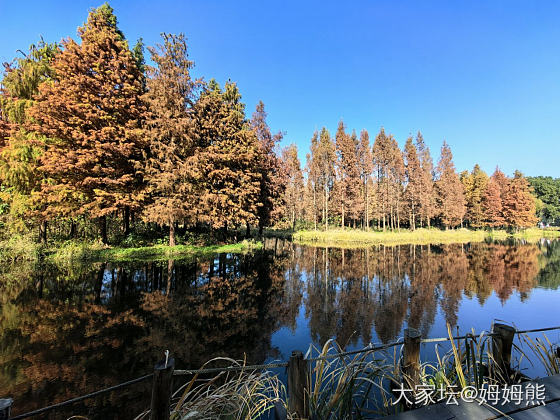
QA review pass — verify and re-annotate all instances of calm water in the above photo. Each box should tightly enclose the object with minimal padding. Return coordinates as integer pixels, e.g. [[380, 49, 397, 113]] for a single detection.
[[1, 238, 560, 418]]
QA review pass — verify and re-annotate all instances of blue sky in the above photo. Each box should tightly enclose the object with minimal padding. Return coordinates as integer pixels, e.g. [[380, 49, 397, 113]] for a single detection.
[[1, 0, 559, 176]]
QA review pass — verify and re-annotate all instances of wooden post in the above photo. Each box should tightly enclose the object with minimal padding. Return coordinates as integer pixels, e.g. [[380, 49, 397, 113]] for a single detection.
[[150, 355, 175, 420], [491, 323, 515, 382], [402, 328, 421, 391], [287, 350, 309, 419], [0, 399, 12, 420]]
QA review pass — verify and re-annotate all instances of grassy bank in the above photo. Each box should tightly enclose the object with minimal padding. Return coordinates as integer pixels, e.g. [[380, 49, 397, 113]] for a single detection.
[[0, 237, 262, 263], [293, 227, 560, 247], [48, 239, 263, 263]]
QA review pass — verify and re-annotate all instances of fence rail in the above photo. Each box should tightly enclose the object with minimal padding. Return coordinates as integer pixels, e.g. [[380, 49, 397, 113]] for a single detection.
[[3, 324, 560, 420]]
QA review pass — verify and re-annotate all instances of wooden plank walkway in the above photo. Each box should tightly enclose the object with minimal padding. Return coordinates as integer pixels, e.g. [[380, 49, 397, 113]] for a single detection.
[[383, 374, 560, 419]]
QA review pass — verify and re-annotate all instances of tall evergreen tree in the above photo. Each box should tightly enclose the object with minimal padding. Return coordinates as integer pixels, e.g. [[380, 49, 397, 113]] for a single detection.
[[30, 5, 146, 243], [0, 40, 58, 240], [250, 101, 283, 234], [141, 33, 199, 246], [435, 141, 465, 228], [194, 80, 261, 233]]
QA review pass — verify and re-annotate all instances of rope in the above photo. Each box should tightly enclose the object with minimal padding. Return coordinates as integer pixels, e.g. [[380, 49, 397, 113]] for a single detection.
[[307, 341, 404, 362], [9, 374, 153, 420], [516, 326, 560, 335], [173, 362, 288, 376]]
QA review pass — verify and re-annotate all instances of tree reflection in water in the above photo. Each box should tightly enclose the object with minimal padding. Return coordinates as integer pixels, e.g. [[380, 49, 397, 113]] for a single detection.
[[1, 239, 559, 418]]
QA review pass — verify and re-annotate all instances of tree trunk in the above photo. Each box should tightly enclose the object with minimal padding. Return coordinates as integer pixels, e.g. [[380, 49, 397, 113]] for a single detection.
[[341, 189, 345, 229], [166, 259, 174, 296], [324, 184, 328, 231], [246, 221, 251, 238], [169, 223, 176, 247], [313, 186, 317, 230], [99, 216, 107, 244], [365, 181, 369, 230], [39, 220, 48, 244], [124, 206, 130, 236], [70, 219, 76, 239]]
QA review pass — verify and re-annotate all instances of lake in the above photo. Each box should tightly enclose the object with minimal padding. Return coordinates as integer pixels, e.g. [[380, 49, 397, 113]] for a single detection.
[[1, 238, 560, 418]]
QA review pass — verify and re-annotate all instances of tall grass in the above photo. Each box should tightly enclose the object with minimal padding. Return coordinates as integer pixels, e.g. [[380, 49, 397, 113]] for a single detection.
[[135, 358, 288, 420], [0, 235, 42, 262]]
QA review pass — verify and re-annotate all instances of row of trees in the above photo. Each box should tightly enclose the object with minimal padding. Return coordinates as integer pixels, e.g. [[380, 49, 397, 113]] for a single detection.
[[282, 124, 538, 231], [0, 5, 543, 245], [0, 5, 288, 245]]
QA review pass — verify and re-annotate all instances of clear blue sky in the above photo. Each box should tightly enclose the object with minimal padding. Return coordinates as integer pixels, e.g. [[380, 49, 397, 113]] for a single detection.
[[1, 0, 559, 176]]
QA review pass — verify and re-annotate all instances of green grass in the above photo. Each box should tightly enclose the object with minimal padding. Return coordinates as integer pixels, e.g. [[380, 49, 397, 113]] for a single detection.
[[293, 227, 560, 247], [48, 239, 263, 263]]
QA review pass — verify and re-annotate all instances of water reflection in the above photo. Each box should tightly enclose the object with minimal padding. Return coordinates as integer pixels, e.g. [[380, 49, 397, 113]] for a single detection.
[[1, 239, 559, 418]]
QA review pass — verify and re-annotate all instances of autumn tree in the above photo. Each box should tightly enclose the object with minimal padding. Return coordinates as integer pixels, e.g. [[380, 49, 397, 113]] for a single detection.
[[311, 127, 336, 230], [335, 121, 362, 227], [435, 141, 465, 228], [415, 132, 436, 228], [193, 80, 261, 234], [304, 132, 320, 229], [141, 33, 199, 246], [368, 128, 405, 231], [0, 40, 58, 240], [403, 136, 422, 230], [30, 5, 146, 243], [461, 164, 488, 228], [279, 144, 304, 230], [250, 101, 284, 234], [482, 167, 507, 228], [357, 129, 373, 229], [372, 128, 391, 230], [502, 170, 538, 229]]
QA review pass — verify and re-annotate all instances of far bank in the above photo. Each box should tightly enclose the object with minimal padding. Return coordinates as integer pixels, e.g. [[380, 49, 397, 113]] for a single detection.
[[292, 227, 560, 247]]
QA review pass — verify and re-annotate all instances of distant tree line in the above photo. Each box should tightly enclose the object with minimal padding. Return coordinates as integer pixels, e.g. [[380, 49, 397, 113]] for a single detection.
[[0, 4, 544, 245], [291, 123, 538, 231]]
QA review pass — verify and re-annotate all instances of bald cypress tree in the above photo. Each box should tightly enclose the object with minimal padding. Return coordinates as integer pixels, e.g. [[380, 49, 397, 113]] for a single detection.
[[357, 129, 373, 229], [461, 164, 488, 228], [314, 127, 336, 230], [403, 136, 422, 230], [250, 101, 283, 234], [502, 171, 537, 229], [280, 144, 304, 230], [416, 132, 436, 228], [372, 128, 391, 230], [435, 141, 465, 228], [30, 5, 146, 243], [142, 33, 199, 246], [335, 121, 361, 228]]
